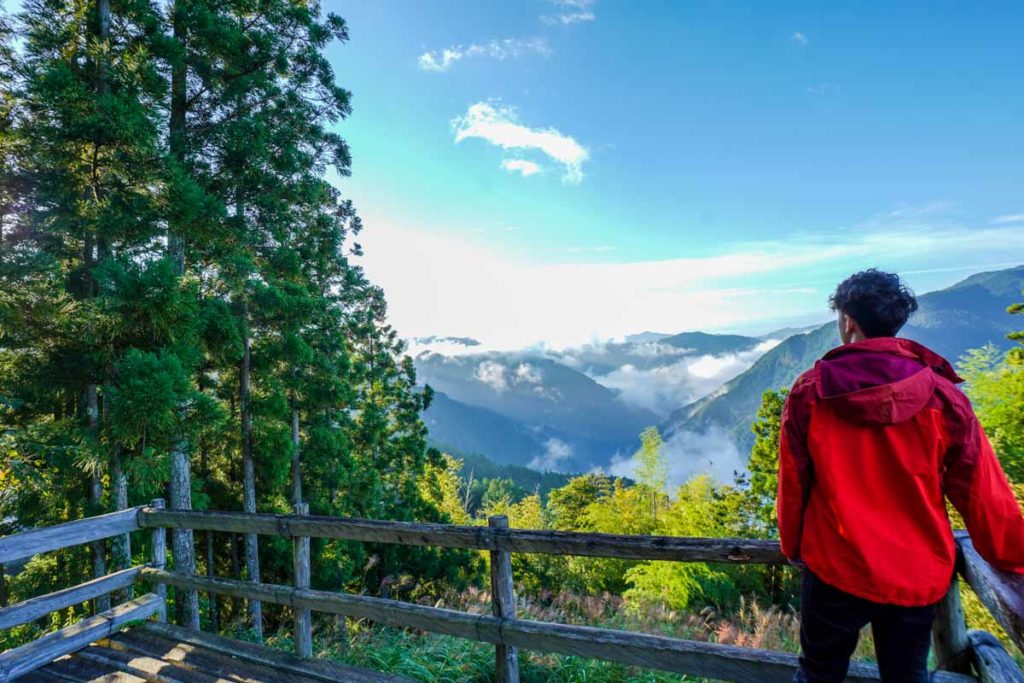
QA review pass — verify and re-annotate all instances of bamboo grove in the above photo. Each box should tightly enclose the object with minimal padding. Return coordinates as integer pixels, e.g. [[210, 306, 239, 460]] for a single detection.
[[0, 0, 469, 638]]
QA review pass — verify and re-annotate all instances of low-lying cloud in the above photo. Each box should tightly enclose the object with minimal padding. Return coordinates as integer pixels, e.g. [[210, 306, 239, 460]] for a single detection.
[[473, 360, 509, 391], [553, 339, 780, 417], [530, 437, 574, 471], [606, 426, 746, 492]]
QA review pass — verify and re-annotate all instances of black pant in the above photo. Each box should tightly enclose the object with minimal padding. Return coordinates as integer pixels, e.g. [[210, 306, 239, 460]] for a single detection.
[[794, 570, 938, 683]]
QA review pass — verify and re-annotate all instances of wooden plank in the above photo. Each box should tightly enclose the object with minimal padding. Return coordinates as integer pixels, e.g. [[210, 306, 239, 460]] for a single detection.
[[292, 502, 312, 658], [0, 566, 143, 631], [109, 629, 329, 683], [956, 532, 1024, 653], [140, 569, 502, 644], [0, 508, 143, 565], [139, 509, 784, 564], [932, 577, 972, 673], [968, 629, 1024, 683], [37, 654, 148, 683], [138, 622, 415, 683], [488, 516, 519, 683], [74, 644, 233, 683], [138, 571, 974, 683], [0, 594, 164, 682]]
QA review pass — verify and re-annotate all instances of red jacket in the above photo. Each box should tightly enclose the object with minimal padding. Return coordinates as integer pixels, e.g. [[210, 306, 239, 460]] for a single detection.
[[778, 337, 1024, 606]]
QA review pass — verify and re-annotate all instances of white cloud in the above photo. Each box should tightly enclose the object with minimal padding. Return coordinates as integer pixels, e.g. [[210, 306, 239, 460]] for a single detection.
[[542, 0, 595, 25], [357, 209, 1024, 350], [993, 213, 1024, 225], [515, 363, 543, 384], [607, 427, 745, 492], [792, 31, 808, 44], [418, 38, 551, 72], [591, 340, 780, 417], [530, 438, 574, 471], [473, 360, 508, 391], [453, 102, 589, 184], [501, 159, 543, 177]]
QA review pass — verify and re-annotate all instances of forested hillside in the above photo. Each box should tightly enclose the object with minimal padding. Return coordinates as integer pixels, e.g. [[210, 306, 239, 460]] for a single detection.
[[0, 0, 466, 636]]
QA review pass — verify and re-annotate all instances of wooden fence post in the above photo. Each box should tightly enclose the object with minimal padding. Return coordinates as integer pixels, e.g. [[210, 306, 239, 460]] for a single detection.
[[150, 499, 167, 622], [933, 577, 971, 673], [294, 502, 312, 657], [489, 515, 519, 683]]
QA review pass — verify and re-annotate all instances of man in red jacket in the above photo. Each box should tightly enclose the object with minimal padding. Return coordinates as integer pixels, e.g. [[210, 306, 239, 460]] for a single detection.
[[778, 269, 1024, 683]]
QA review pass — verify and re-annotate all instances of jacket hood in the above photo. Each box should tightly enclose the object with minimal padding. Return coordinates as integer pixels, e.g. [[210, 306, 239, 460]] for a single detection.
[[813, 338, 962, 425]]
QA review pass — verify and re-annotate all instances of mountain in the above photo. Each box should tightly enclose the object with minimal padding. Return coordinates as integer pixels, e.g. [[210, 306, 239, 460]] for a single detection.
[[416, 352, 660, 471], [423, 392, 545, 467], [416, 328, 777, 471], [412, 336, 482, 349], [662, 265, 1024, 452], [624, 331, 673, 344], [758, 324, 823, 340], [659, 331, 761, 355]]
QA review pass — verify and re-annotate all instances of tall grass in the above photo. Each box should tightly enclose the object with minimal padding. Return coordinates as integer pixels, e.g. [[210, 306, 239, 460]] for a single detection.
[[259, 589, 882, 682]]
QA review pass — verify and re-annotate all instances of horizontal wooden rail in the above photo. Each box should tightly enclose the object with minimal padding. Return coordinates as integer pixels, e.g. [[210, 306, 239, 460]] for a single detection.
[[0, 593, 164, 682], [0, 507, 144, 565], [139, 509, 785, 564], [0, 565, 144, 631], [140, 569, 973, 683], [968, 630, 1024, 683], [956, 533, 1024, 653]]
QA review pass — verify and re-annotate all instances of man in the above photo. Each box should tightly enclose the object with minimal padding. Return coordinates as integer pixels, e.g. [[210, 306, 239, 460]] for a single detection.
[[777, 269, 1024, 683]]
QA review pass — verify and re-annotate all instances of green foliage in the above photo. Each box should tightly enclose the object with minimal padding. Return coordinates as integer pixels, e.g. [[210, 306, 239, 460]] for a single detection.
[[960, 345, 1024, 483], [635, 426, 667, 496], [0, 0, 470, 631], [736, 389, 787, 536], [548, 473, 613, 531]]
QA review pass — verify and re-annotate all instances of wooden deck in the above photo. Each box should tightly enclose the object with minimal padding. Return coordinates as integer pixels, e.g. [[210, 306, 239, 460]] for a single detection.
[[16, 623, 412, 683]]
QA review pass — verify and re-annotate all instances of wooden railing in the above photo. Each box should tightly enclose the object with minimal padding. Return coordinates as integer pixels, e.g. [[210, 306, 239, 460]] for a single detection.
[[0, 505, 165, 682], [0, 503, 1021, 682]]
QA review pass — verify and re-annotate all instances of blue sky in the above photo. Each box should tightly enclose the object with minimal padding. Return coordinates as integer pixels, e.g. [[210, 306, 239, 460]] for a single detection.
[[321, 2, 1021, 344]]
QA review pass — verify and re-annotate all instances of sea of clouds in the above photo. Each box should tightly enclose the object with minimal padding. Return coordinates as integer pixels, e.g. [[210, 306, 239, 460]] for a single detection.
[[410, 333, 783, 484], [604, 426, 746, 492]]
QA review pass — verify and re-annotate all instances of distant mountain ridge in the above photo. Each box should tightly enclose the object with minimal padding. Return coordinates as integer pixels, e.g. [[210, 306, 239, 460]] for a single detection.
[[416, 352, 660, 471], [416, 329, 773, 471], [661, 265, 1024, 452]]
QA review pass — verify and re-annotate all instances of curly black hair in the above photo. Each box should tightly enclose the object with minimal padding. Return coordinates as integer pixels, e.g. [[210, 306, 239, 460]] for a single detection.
[[829, 269, 919, 338]]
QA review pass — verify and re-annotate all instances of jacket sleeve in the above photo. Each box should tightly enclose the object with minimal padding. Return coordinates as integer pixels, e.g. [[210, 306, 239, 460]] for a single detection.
[[777, 375, 814, 561], [943, 395, 1024, 574]]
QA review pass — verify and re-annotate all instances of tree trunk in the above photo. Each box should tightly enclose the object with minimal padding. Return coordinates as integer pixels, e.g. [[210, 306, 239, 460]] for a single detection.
[[85, 384, 108, 613], [291, 398, 302, 507], [166, 0, 198, 630], [110, 451, 132, 603], [169, 438, 199, 628], [240, 303, 262, 638]]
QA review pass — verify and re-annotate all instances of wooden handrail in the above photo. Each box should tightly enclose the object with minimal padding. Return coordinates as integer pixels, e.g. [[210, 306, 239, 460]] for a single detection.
[[139, 568, 974, 683], [0, 593, 164, 682], [138, 508, 785, 564], [0, 566, 144, 631], [1, 507, 1021, 682], [955, 532, 1024, 654], [0, 506, 144, 565]]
